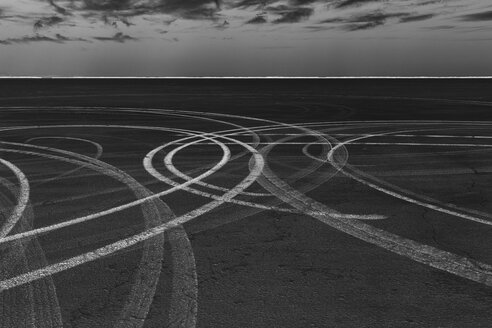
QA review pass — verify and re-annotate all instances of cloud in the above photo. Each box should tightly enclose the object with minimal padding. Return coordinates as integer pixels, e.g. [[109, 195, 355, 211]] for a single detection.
[[18, 35, 62, 44], [290, 0, 319, 5], [268, 6, 313, 23], [461, 10, 492, 21], [177, 7, 219, 20], [351, 11, 408, 23], [214, 19, 230, 29], [425, 25, 455, 30], [80, 0, 221, 20], [320, 17, 344, 23], [304, 25, 334, 31], [345, 21, 382, 30], [322, 11, 410, 31], [400, 13, 434, 23], [82, 0, 134, 11], [33, 16, 64, 30], [48, 0, 71, 15], [0, 33, 86, 45], [335, 0, 381, 9], [101, 14, 135, 28], [247, 14, 267, 24], [235, 0, 271, 9], [0, 0, 482, 42], [93, 32, 137, 42]]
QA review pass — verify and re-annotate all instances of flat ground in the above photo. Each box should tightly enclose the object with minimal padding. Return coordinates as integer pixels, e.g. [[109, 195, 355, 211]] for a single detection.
[[0, 79, 491, 327]]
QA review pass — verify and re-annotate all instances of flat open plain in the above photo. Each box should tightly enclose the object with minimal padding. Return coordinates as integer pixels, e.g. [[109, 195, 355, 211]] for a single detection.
[[0, 79, 491, 327]]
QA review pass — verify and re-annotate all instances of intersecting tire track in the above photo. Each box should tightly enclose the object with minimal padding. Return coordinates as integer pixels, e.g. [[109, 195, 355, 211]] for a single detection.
[[0, 107, 492, 327]]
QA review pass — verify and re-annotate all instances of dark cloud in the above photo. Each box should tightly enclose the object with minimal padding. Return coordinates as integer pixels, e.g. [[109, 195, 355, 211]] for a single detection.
[[93, 32, 137, 42], [120, 17, 134, 26], [63, 0, 221, 22], [48, 0, 71, 15], [163, 18, 178, 25], [324, 11, 410, 31], [1, 0, 450, 36], [247, 14, 267, 24], [82, 0, 134, 11], [235, 0, 269, 9], [351, 11, 408, 23], [214, 19, 230, 29], [20, 0, 440, 30], [178, 7, 218, 20], [33, 16, 64, 30], [335, 0, 380, 9], [414, 0, 447, 6], [345, 21, 382, 30], [400, 13, 434, 23], [461, 10, 492, 21], [102, 15, 117, 27], [54, 33, 71, 40], [101, 14, 134, 28], [320, 17, 344, 23], [425, 25, 455, 30], [150, 0, 221, 20], [270, 7, 313, 23], [0, 33, 86, 44], [290, 0, 319, 5], [265, 4, 289, 12], [304, 25, 334, 31]]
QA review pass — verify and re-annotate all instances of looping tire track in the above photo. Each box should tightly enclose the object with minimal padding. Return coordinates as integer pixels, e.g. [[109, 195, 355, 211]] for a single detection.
[[0, 107, 492, 327], [0, 173, 63, 328]]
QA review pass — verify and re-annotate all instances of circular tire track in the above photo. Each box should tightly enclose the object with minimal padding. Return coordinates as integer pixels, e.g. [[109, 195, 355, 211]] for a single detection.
[[0, 107, 491, 327]]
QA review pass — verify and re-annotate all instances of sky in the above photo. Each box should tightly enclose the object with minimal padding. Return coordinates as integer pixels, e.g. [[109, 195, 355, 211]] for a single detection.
[[0, 0, 492, 76]]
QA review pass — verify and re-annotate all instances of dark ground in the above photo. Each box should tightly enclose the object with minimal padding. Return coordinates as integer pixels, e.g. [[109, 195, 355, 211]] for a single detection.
[[0, 79, 491, 328]]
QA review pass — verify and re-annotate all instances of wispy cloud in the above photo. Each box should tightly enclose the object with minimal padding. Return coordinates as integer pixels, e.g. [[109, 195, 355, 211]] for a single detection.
[[33, 15, 64, 30], [335, 0, 381, 9], [320, 10, 414, 31], [270, 6, 314, 23], [461, 10, 492, 21], [48, 0, 71, 15], [0, 33, 87, 45], [81, 0, 134, 11], [93, 32, 137, 42], [246, 14, 267, 24], [400, 13, 434, 23], [75, 0, 222, 20], [0, 0, 489, 43]]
